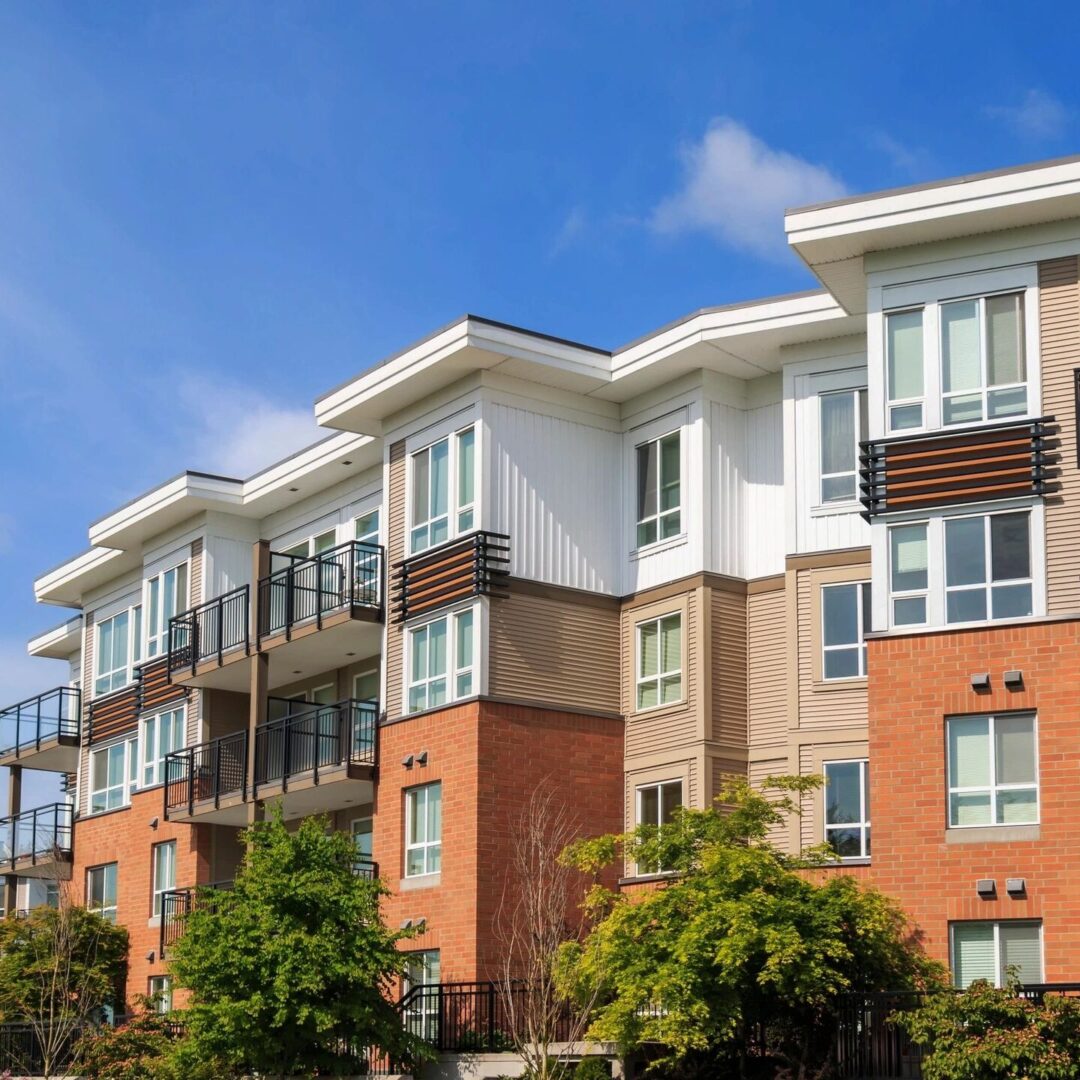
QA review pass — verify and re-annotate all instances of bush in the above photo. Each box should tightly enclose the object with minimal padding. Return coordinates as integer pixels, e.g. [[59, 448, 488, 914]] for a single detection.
[[572, 1057, 612, 1080]]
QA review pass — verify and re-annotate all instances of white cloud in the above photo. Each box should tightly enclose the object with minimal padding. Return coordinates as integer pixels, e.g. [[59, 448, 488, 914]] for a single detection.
[[549, 206, 587, 258], [176, 375, 323, 479], [650, 118, 848, 260], [987, 90, 1069, 140], [869, 131, 931, 176]]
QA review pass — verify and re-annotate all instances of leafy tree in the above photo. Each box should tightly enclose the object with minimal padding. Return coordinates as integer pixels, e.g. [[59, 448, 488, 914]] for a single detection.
[[559, 777, 941, 1079], [897, 980, 1080, 1080], [0, 898, 128, 1079], [168, 810, 429, 1078]]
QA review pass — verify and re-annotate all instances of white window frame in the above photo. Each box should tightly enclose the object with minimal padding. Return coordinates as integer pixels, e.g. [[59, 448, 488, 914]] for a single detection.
[[884, 307, 926, 434], [634, 429, 682, 550], [404, 781, 442, 878], [351, 815, 374, 861], [635, 779, 683, 874], [354, 507, 381, 546], [89, 736, 139, 814], [408, 424, 477, 555], [943, 510, 1034, 626], [634, 613, 683, 712], [946, 713, 1039, 829], [821, 582, 871, 680], [148, 975, 173, 1013], [949, 920, 1044, 989], [818, 388, 867, 506], [94, 607, 143, 697], [141, 706, 186, 788], [403, 950, 441, 1039], [405, 604, 477, 715], [145, 561, 189, 660], [87, 863, 118, 923], [823, 759, 871, 860], [151, 840, 176, 918]]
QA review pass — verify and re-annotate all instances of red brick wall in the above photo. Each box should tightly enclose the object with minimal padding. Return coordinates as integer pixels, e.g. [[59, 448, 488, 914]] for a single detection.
[[868, 619, 1080, 979]]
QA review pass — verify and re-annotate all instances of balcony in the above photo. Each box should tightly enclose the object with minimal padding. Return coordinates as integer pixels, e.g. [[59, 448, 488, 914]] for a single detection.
[[163, 730, 249, 825], [167, 586, 251, 691], [0, 804, 73, 879], [0, 687, 80, 771], [253, 698, 378, 818], [256, 541, 385, 687], [159, 880, 234, 959]]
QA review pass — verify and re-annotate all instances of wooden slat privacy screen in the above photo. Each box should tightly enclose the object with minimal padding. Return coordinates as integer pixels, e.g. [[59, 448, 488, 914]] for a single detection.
[[87, 658, 189, 745], [859, 417, 1059, 519]]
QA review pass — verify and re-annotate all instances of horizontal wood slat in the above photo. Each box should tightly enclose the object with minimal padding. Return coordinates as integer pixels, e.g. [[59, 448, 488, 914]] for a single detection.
[[860, 417, 1059, 519], [137, 657, 189, 713], [87, 686, 138, 744]]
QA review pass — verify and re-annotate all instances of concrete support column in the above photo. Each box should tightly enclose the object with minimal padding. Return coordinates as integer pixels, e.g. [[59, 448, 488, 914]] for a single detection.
[[4, 765, 23, 915]]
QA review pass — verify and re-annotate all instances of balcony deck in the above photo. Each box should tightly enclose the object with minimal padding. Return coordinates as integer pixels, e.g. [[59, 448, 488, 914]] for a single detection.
[[164, 730, 249, 825], [0, 803, 74, 879], [0, 687, 81, 772], [167, 585, 251, 692]]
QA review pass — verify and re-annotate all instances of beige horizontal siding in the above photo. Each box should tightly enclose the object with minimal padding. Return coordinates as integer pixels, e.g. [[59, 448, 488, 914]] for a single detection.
[[749, 756, 790, 851], [710, 589, 747, 746], [748, 588, 787, 748]]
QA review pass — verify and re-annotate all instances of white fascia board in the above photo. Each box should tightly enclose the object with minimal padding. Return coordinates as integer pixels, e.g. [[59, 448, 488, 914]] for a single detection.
[[33, 546, 135, 608], [27, 615, 83, 659]]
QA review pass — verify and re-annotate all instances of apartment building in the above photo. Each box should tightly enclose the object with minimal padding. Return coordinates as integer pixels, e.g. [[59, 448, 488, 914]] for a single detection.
[[4, 153, 1080, 1006]]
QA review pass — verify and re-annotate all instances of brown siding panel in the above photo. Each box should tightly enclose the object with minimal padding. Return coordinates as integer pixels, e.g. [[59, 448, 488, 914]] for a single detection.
[[748, 589, 787, 748], [710, 589, 747, 746]]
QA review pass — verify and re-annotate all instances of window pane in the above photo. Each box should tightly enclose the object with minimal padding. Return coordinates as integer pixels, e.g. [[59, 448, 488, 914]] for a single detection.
[[637, 443, 657, 521], [93, 749, 108, 790], [427, 783, 442, 846], [659, 674, 682, 704], [953, 923, 996, 988], [988, 386, 1027, 418], [890, 525, 928, 592], [113, 611, 129, 671], [659, 434, 680, 512], [430, 440, 449, 517], [659, 509, 681, 540], [412, 449, 429, 523], [410, 628, 427, 683], [660, 782, 682, 824], [352, 817, 373, 859], [943, 393, 983, 425], [428, 677, 446, 708], [639, 622, 659, 678], [950, 717, 990, 788], [825, 762, 862, 825], [637, 681, 658, 711], [999, 922, 1042, 985], [823, 585, 858, 647], [824, 648, 860, 680], [951, 792, 991, 826], [995, 715, 1035, 785], [986, 294, 1025, 386], [893, 596, 926, 625], [822, 476, 856, 503], [821, 393, 856, 476], [456, 610, 473, 671], [997, 790, 1037, 825], [636, 519, 657, 549], [457, 428, 475, 509], [947, 589, 987, 624], [990, 514, 1030, 582], [638, 786, 659, 827], [659, 615, 681, 672], [355, 510, 379, 541], [887, 311, 924, 401], [826, 827, 863, 858], [889, 403, 923, 430], [945, 518, 986, 587], [992, 583, 1033, 619], [942, 301, 981, 393], [409, 790, 424, 845], [427, 620, 447, 679], [97, 619, 113, 676]]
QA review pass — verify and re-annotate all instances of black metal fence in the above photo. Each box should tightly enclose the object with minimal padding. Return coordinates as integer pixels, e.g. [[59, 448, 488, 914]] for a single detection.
[[167, 585, 250, 677], [0, 686, 81, 760], [164, 729, 248, 817], [159, 880, 235, 959], [0, 802, 74, 870], [257, 540, 384, 642]]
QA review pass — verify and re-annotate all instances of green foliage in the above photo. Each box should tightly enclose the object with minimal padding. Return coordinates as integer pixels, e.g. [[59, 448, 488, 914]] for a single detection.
[[897, 981, 1080, 1080], [0, 905, 128, 1024], [571, 1056, 612, 1080], [559, 777, 941, 1077], [168, 810, 430, 1078]]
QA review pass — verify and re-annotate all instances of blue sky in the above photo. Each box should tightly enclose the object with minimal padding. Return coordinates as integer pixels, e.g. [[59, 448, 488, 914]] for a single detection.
[[2, 1, 1078, 807]]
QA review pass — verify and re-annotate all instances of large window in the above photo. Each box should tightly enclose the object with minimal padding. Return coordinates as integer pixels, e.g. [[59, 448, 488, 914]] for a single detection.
[[146, 563, 189, 659], [819, 390, 867, 504], [888, 524, 929, 626], [89, 737, 138, 813], [636, 614, 682, 711], [407, 608, 475, 714], [410, 425, 476, 554], [948, 713, 1038, 828], [821, 583, 871, 679], [87, 863, 118, 923], [951, 921, 1042, 988], [824, 760, 871, 859], [636, 780, 682, 874], [886, 309, 925, 432], [635, 431, 681, 548], [141, 708, 185, 788], [94, 607, 142, 696], [944, 512, 1032, 624], [403, 950, 441, 1040], [405, 782, 442, 877], [151, 841, 176, 918]]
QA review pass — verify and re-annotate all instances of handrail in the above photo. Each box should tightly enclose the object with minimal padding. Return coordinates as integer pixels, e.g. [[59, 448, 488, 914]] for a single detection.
[[256, 540, 384, 644], [0, 803, 74, 870], [0, 686, 81, 760], [167, 585, 250, 678], [163, 730, 248, 818]]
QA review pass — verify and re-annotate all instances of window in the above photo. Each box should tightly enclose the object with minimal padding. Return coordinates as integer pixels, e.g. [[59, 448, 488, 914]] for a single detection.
[[888, 523, 929, 626], [951, 921, 1042, 988], [353, 669, 378, 703], [403, 950, 441, 1040], [824, 760, 871, 859], [886, 309, 925, 432], [146, 563, 189, 659], [821, 583, 871, 679], [635, 431, 681, 548], [94, 608, 142, 696], [355, 508, 380, 546], [151, 841, 176, 918], [352, 816, 373, 861], [948, 713, 1038, 827], [407, 608, 475, 714], [410, 425, 476, 554], [819, 390, 868, 504], [148, 976, 173, 1013], [941, 293, 1026, 425], [635, 780, 682, 874], [405, 782, 441, 877], [87, 864, 118, 923], [141, 707, 185, 788], [945, 512, 1032, 624], [89, 737, 138, 813], [636, 614, 681, 711]]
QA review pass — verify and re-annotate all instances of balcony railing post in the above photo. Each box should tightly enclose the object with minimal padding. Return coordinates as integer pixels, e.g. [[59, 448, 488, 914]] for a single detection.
[[34, 695, 41, 753], [285, 564, 294, 642], [187, 750, 195, 818], [213, 738, 221, 810], [488, 982, 496, 1050]]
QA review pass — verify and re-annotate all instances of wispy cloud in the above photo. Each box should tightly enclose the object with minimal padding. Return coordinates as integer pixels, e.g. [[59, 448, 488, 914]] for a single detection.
[[869, 131, 932, 177], [650, 118, 847, 261], [549, 206, 587, 259], [986, 89, 1070, 140]]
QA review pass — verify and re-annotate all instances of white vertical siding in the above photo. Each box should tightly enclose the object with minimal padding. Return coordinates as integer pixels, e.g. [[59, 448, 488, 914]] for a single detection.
[[712, 402, 746, 579], [744, 402, 785, 579], [204, 536, 254, 599]]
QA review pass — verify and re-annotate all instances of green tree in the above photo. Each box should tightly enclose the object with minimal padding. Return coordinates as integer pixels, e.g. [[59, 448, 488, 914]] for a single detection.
[[0, 900, 128, 1079], [897, 980, 1080, 1080], [168, 810, 429, 1078], [559, 778, 941, 1079]]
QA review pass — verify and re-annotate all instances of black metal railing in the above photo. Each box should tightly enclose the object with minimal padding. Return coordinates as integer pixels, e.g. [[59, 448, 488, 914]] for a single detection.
[[159, 880, 235, 959], [164, 730, 248, 818], [0, 686, 81, 761], [0, 803, 74, 871], [353, 858, 379, 880], [257, 541, 384, 643], [167, 585, 250, 678], [254, 698, 378, 792]]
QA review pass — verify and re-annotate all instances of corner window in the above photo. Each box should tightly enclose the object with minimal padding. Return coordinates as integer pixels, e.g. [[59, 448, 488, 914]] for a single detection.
[[635, 431, 681, 548], [89, 737, 138, 813], [819, 390, 867, 504], [948, 713, 1038, 827], [888, 523, 928, 626], [405, 782, 441, 877], [403, 950, 441, 1040], [824, 760, 870, 859], [146, 563, 189, 659], [410, 425, 476, 554], [354, 508, 380, 546], [636, 613, 682, 711], [94, 607, 142, 696], [148, 976, 173, 1013], [635, 780, 682, 874], [951, 920, 1042, 988], [821, 583, 870, 679], [87, 863, 118, 923], [407, 608, 475, 714], [151, 841, 176, 918], [945, 512, 1032, 624], [141, 707, 185, 788], [886, 309, 925, 432]]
